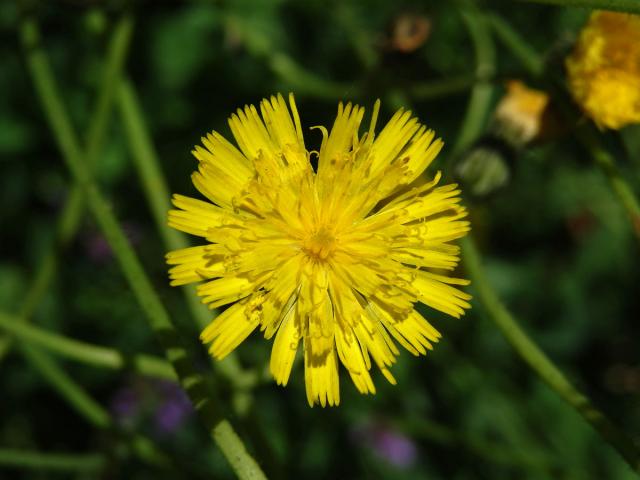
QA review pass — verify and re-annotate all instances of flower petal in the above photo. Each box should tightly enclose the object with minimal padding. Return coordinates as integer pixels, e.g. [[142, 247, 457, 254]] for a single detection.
[[270, 306, 301, 386], [304, 334, 340, 407], [201, 300, 260, 360]]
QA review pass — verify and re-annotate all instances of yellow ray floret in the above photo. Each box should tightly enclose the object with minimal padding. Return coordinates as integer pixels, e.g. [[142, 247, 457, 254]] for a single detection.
[[166, 93, 472, 407]]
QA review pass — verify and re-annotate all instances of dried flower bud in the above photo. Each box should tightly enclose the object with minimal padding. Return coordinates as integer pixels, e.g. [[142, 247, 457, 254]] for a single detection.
[[494, 81, 553, 145], [388, 13, 431, 53]]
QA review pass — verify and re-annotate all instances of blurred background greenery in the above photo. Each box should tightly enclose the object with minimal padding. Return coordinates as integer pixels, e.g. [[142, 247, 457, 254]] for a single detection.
[[1, 0, 640, 478]]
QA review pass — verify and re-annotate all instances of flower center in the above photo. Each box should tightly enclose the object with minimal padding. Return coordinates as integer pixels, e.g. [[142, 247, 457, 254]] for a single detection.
[[302, 227, 337, 261]]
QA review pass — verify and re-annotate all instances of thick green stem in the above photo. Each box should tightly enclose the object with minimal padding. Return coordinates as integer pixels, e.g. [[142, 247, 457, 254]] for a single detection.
[[20, 15, 266, 479], [462, 237, 640, 472], [516, 0, 640, 14]]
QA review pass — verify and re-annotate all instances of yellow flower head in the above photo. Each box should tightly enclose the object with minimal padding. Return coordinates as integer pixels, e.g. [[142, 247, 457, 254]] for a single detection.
[[166, 94, 471, 406], [566, 11, 640, 129]]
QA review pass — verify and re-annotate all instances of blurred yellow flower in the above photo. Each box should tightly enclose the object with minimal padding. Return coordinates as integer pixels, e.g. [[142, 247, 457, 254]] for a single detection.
[[566, 11, 640, 129], [166, 94, 471, 406], [495, 80, 551, 143]]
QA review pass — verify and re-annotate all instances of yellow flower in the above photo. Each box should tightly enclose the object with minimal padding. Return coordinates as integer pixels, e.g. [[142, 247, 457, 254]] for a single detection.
[[566, 11, 640, 129], [495, 80, 552, 144], [166, 94, 471, 407]]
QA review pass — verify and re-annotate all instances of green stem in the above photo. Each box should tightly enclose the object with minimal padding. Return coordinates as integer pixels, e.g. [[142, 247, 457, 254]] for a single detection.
[[20, 16, 266, 479], [486, 14, 544, 77], [17, 343, 172, 469], [462, 236, 640, 472], [225, 14, 348, 99], [451, 2, 496, 157], [585, 138, 640, 237], [401, 417, 561, 473], [460, 9, 640, 473], [334, 1, 378, 71], [0, 15, 173, 467], [0, 449, 106, 472], [516, 0, 640, 14], [84, 15, 134, 164], [408, 74, 487, 101], [117, 78, 187, 251], [3, 15, 175, 467], [20, 345, 111, 428], [0, 311, 175, 379], [0, 13, 134, 361], [116, 78, 256, 389], [396, 13, 564, 471]]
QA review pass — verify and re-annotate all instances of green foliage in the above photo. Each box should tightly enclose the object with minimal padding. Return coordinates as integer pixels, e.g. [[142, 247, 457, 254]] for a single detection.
[[1, 0, 640, 478]]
